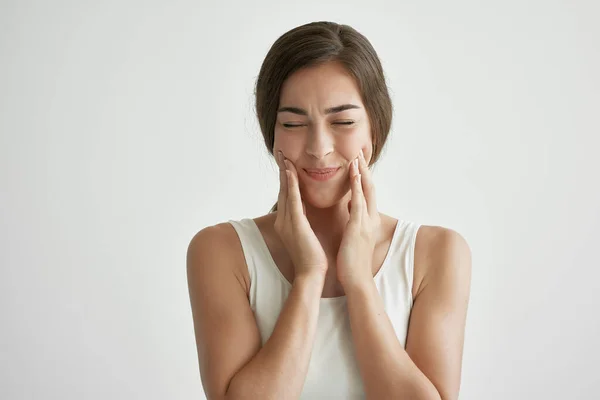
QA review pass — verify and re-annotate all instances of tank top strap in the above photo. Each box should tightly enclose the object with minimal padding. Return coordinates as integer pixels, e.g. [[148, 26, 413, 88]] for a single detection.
[[227, 219, 261, 286], [377, 219, 421, 309]]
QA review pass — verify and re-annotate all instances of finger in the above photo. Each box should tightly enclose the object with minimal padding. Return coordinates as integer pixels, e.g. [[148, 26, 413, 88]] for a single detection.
[[284, 159, 304, 223], [350, 160, 363, 221], [276, 151, 287, 217], [358, 149, 377, 216]]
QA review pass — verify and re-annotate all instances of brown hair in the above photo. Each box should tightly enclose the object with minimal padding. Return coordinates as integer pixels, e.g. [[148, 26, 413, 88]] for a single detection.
[[254, 21, 393, 213]]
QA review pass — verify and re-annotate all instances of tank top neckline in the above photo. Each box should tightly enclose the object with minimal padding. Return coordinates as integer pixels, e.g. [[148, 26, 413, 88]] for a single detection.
[[244, 217, 402, 303]]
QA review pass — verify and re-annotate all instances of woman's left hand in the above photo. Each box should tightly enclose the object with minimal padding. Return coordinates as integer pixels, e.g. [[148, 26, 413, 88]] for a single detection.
[[336, 149, 382, 290]]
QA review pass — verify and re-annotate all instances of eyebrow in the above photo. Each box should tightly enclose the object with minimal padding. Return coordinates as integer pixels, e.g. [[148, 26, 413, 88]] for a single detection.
[[277, 104, 361, 116]]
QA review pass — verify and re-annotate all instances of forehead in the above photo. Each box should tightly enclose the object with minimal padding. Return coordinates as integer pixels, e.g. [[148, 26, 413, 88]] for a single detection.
[[279, 62, 364, 107]]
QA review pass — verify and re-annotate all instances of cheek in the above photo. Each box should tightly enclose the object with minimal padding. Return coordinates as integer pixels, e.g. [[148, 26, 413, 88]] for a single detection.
[[336, 135, 370, 160], [273, 131, 303, 160]]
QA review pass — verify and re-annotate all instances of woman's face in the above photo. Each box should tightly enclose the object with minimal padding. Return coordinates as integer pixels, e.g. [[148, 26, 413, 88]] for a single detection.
[[274, 61, 373, 209]]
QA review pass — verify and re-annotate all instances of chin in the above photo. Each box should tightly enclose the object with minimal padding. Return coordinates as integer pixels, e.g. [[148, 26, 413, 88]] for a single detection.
[[299, 184, 350, 209]]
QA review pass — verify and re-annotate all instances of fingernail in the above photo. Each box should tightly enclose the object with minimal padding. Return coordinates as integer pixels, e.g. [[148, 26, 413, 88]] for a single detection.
[[284, 159, 290, 170], [277, 151, 283, 163], [354, 159, 358, 169], [360, 149, 364, 159]]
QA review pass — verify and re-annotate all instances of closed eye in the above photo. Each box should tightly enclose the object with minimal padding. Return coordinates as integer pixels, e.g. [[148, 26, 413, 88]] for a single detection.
[[282, 121, 355, 128]]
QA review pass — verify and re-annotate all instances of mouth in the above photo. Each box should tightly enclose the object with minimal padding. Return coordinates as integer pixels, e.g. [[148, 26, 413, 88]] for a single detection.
[[303, 167, 341, 182]]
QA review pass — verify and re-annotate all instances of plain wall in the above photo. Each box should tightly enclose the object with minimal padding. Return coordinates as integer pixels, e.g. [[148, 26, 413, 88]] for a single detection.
[[1, 0, 599, 399]]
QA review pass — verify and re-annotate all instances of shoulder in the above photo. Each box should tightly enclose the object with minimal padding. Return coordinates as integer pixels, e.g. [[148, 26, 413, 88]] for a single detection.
[[186, 221, 250, 294], [413, 225, 472, 298], [187, 222, 238, 259]]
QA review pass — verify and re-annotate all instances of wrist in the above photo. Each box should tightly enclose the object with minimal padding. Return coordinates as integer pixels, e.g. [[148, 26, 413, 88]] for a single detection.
[[294, 271, 326, 286], [340, 275, 374, 295], [292, 272, 326, 300]]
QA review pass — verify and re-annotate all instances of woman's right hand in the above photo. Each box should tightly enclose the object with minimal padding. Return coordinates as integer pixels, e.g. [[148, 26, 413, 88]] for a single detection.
[[274, 151, 329, 280]]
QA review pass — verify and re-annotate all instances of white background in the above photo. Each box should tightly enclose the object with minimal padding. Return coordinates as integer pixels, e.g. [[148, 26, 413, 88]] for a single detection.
[[1, 1, 599, 399]]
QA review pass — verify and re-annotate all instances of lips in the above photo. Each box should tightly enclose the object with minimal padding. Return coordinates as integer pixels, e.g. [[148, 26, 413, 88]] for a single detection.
[[303, 167, 341, 181], [304, 168, 339, 173]]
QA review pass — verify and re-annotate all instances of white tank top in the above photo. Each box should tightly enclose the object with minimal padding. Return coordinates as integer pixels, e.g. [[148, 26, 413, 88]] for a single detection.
[[228, 217, 421, 399]]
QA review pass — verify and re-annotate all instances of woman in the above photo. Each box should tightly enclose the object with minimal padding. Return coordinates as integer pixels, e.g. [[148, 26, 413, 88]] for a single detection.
[[187, 21, 471, 400]]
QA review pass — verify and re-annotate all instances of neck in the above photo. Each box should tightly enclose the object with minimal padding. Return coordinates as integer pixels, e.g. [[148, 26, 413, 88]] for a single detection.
[[303, 191, 352, 251]]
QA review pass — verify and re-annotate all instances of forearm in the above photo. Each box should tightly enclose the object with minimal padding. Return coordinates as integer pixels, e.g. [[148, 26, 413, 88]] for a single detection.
[[226, 273, 324, 400], [345, 280, 441, 400]]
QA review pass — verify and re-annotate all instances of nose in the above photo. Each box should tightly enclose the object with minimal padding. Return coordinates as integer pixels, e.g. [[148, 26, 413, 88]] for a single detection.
[[304, 122, 334, 160]]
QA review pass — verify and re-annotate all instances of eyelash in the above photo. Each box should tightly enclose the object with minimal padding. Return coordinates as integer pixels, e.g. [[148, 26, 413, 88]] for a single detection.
[[282, 121, 355, 128]]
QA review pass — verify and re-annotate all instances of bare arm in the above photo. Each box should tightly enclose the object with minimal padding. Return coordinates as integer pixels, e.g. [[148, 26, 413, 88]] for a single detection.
[[345, 227, 472, 400], [186, 223, 325, 400]]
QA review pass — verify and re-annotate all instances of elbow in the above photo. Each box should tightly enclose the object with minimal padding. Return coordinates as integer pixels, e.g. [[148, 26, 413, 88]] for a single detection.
[[411, 384, 446, 400], [427, 390, 443, 400], [223, 387, 277, 400], [438, 389, 459, 400]]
